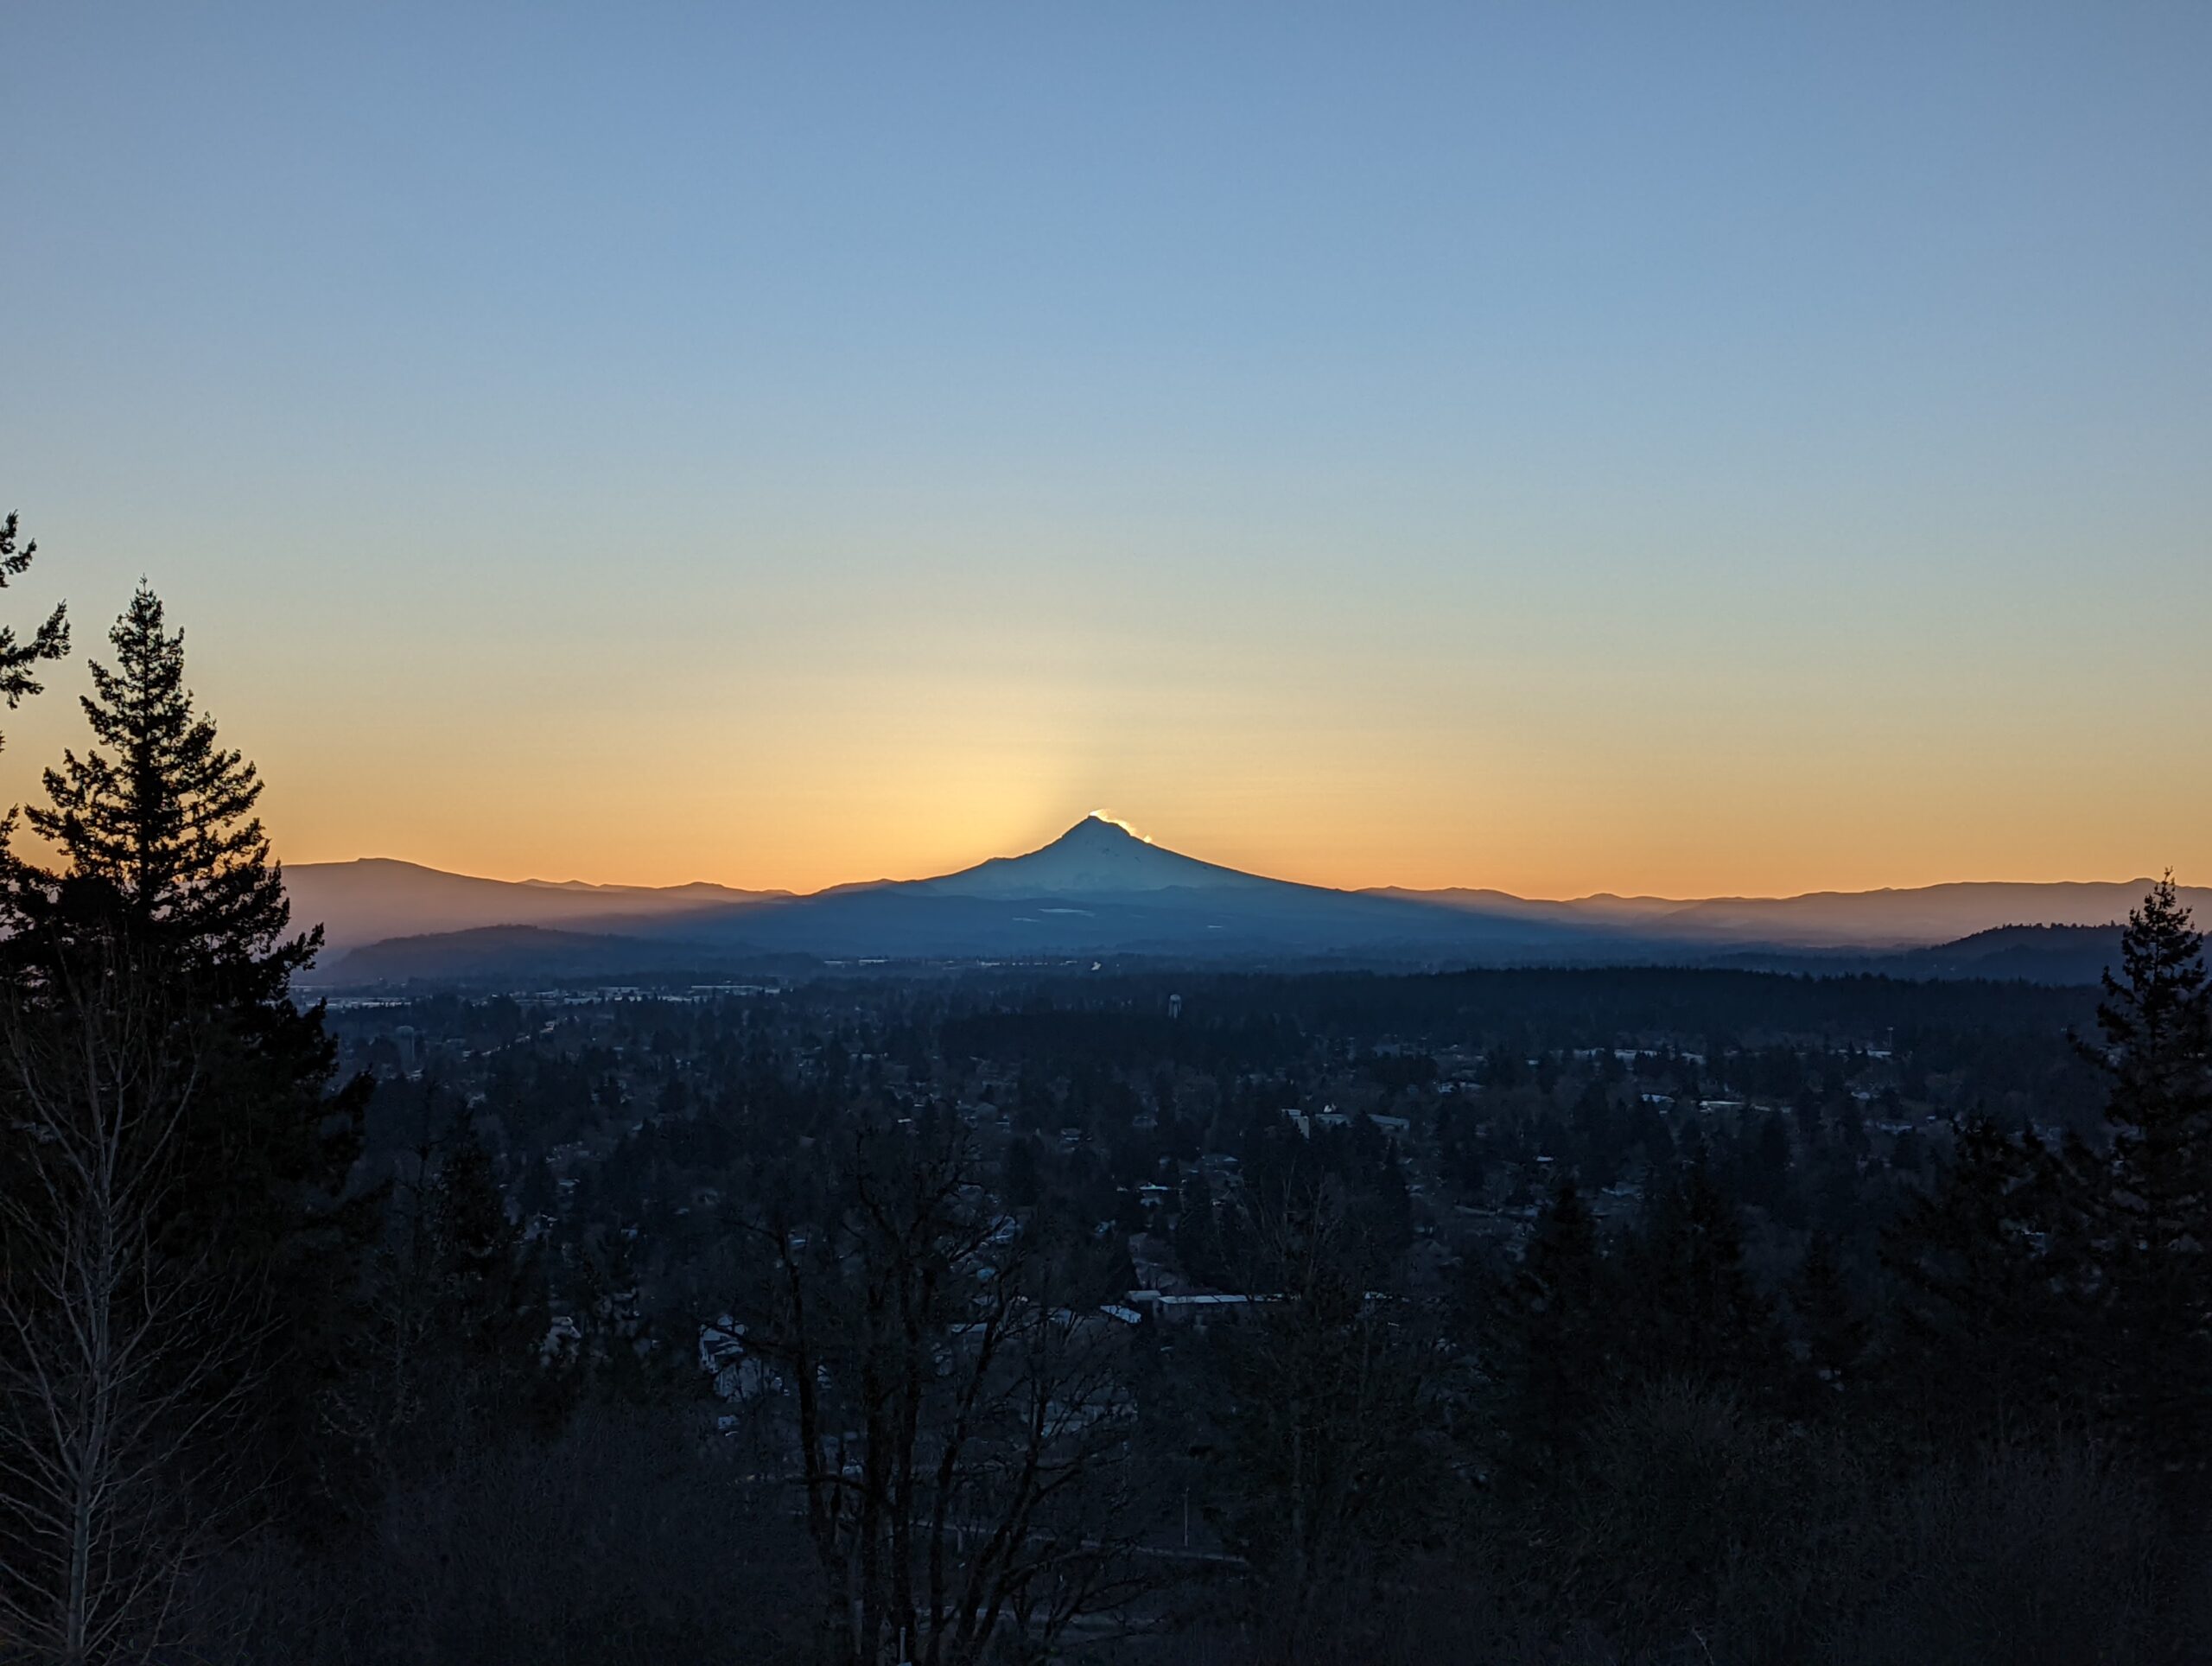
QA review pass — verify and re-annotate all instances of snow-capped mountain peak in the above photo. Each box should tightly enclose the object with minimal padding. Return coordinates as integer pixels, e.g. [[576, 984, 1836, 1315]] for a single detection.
[[913, 815, 1276, 899]]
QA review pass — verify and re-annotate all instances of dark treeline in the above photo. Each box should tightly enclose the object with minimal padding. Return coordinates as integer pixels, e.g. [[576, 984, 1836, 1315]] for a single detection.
[[4, 531, 2211, 1663], [980, 963, 2101, 1043]]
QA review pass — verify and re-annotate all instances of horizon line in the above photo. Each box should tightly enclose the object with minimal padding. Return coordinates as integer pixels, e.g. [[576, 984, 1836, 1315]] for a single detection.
[[285, 849, 2191, 910]]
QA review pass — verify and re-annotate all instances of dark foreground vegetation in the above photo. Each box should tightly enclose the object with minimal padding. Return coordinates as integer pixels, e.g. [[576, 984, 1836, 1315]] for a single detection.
[[5, 524, 2212, 1663]]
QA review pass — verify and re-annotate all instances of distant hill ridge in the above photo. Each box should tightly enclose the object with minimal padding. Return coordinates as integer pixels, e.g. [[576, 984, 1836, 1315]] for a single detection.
[[286, 817, 2205, 981], [286, 857, 784, 950]]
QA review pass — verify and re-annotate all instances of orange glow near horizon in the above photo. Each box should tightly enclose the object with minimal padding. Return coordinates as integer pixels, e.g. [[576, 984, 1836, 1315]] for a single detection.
[[250, 807, 2200, 906], [0, 553, 2203, 907], [3, 703, 2202, 903], [233, 760, 2212, 904]]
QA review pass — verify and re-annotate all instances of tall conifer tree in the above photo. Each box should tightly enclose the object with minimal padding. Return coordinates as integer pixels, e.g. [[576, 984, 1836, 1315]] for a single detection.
[[1621, 1156, 1780, 1393], [1492, 1177, 1616, 1472], [0, 508, 67, 1269], [1885, 1116, 2089, 1439], [6, 586, 372, 1512], [26, 584, 307, 992], [2076, 875, 2212, 1477], [1786, 1233, 1866, 1415]]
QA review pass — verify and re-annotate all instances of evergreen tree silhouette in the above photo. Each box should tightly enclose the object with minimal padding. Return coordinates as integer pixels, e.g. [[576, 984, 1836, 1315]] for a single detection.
[[2075, 875, 2212, 1478], [1621, 1155, 1780, 1394], [418, 1103, 560, 1440], [1786, 1232, 1866, 1416], [27, 584, 307, 989], [5, 585, 373, 1515], [1884, 1115, 2086, 1437], [1493, 1177, 1616, 1472], [0, 512, 68, 756]]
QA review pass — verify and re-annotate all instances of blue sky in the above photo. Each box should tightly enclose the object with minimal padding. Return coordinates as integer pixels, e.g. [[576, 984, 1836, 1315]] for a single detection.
[[3, 4, 2207, 893]]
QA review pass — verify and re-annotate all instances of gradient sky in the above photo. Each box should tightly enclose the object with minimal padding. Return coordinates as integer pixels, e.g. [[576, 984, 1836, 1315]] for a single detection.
[[3, 4, 2208, 898]]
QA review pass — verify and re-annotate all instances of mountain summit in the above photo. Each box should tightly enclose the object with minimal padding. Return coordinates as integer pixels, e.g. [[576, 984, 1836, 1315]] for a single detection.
[[912, 815, 1275, 899]]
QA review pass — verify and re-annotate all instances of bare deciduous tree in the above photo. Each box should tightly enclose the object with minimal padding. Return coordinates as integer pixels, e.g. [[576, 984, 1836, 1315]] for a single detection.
[[739, 1113, 1159, 1666], [1205, 1180, 1448, 1663], [0, 923, 263, 1664]]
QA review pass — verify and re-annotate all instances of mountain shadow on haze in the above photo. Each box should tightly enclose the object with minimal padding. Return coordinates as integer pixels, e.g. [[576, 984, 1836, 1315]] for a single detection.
[[1714, 924, 2129, 986], [329, 924, 818, 983]]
